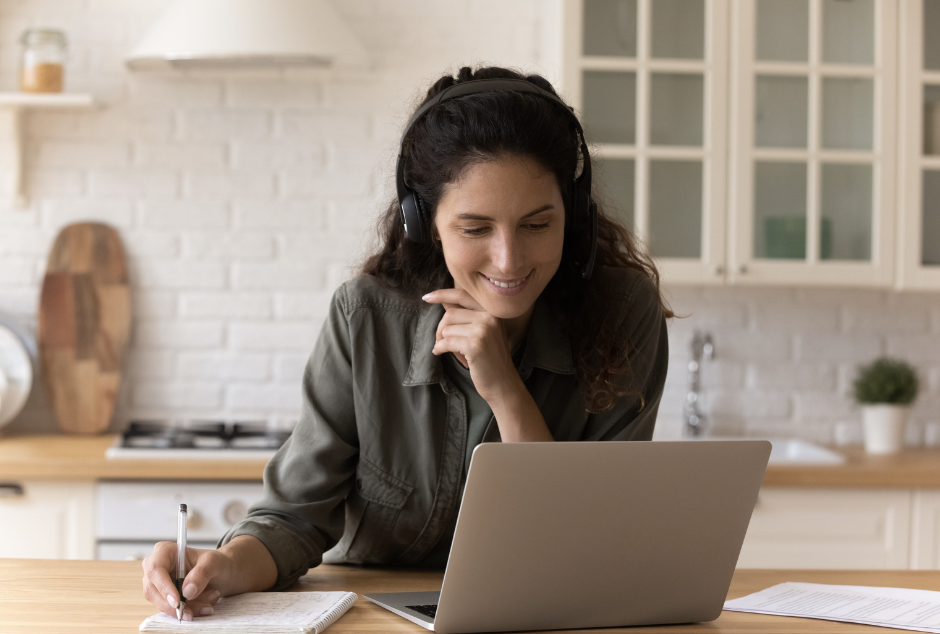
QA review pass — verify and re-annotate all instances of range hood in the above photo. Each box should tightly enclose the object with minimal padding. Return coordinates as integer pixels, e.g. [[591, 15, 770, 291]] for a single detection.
[[126, 0, 369, 70]]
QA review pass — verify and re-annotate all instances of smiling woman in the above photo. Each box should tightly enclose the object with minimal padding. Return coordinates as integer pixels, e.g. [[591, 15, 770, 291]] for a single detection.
[[141, 65, 672, 620]]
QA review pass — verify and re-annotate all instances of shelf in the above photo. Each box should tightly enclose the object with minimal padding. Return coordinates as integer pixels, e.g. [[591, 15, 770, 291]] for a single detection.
[[0, 93, 94, 108], [0, 92, 96, 207]]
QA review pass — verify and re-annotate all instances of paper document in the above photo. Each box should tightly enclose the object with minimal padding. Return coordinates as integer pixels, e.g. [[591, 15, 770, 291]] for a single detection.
[[139, 590, 358, 634], [724, 582, 940, 633]]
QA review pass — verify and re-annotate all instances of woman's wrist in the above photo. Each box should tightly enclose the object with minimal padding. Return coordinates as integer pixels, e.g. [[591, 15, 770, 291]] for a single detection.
[[215, 534, 278, 595]]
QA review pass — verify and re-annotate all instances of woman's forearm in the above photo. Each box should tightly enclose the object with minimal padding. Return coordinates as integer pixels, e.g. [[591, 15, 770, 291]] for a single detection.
[[489, 376, 555, 442], [215, 535, 278, 596]]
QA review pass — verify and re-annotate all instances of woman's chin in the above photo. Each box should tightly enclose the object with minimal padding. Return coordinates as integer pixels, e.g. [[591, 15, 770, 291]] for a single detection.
[[473, 293, 537, 321]]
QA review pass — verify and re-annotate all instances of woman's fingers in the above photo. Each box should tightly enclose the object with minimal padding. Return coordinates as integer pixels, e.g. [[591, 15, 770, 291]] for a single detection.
[[142, 541, 182, 613], [182, 589, 223, 617], [142, 543, 228, 620], [423, 288, 484, 311], [435, 307, 490, 344]]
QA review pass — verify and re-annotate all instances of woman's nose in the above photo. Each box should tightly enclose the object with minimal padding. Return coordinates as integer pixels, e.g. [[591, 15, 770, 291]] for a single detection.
[[492, 230, 522, 273]]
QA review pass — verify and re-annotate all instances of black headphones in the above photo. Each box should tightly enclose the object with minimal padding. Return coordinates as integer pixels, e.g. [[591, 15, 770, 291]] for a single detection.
[[395, 78, 598, 280]]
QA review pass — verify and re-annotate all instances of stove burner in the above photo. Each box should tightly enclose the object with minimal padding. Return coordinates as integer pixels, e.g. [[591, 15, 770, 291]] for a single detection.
[[119, 419, 293, 451]]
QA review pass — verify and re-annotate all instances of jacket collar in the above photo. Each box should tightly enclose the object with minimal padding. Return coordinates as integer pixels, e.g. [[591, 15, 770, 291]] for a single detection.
[[402, 294, 574, 387]]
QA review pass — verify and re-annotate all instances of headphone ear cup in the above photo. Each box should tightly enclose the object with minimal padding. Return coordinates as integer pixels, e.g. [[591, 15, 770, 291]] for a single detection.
[[400, 191, 428, 243], [565, 184, 598, 279]]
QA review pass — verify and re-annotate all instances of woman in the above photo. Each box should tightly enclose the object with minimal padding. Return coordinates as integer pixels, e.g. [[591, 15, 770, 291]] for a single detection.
[[141, 66, 671, 620]]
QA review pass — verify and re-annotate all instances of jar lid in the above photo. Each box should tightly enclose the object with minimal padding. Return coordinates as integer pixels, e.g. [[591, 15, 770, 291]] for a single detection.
[[20, 28, 68, 47]]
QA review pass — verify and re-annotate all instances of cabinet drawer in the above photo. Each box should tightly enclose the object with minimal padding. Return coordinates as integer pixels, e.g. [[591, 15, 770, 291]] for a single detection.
[[0, 480, 95, 559], [737, 488, 911, 569]]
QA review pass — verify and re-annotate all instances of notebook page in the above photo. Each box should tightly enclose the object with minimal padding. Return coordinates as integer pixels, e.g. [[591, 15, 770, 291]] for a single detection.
[[724, 582, 940, 633], [140, 591, 358, 634]]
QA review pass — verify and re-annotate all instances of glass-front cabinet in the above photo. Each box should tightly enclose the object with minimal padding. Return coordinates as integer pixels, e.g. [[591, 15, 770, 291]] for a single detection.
[[563, 0, 898, 287], [729, 0, 896, 286], [899, 0, 940, 289], [562, 0, 730, 284]]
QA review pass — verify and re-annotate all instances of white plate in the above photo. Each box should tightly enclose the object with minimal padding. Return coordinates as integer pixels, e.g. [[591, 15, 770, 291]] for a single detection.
[[0, 324, 33, 428]]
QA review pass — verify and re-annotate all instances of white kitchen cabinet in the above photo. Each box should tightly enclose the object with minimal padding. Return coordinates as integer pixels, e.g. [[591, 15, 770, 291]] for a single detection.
[[562, 0, 902, 288], [911, 490, 940, 568], [728, 0, 897, 287], [0, 480, 95, 559], [897, 0, 940, 290], [737, 488, 912, 569], [563, 0, 730, 285]]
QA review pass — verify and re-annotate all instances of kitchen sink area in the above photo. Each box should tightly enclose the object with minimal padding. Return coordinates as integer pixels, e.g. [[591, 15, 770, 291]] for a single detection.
[[666, 437, 847, 465]]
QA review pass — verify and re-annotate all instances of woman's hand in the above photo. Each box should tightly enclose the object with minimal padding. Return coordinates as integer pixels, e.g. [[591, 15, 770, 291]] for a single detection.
[[141, 543, 228, 620], [141, 534, 277, 620], [423, 288, 522, 404], [423, 288, 553, 442]]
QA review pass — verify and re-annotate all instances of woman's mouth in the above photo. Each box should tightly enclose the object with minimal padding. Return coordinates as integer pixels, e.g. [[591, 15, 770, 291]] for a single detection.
[[481, 273, 530, 296]]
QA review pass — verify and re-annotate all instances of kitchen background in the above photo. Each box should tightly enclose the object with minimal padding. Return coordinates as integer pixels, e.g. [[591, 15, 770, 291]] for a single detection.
[[0, 0, 938, 445]]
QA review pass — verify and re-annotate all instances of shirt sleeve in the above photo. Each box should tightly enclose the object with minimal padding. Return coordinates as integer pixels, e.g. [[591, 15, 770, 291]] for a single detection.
[[218, 284, 359, 591], [581, 271, 669, 442]]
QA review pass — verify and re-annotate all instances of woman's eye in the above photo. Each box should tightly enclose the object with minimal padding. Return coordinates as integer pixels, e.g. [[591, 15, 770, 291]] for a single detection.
[[527, 222, 550, 230], [459, 227, 488, 236]]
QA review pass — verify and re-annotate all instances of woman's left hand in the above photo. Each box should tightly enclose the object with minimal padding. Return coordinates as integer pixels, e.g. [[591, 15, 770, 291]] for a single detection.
[[423, 288, 524, 405]]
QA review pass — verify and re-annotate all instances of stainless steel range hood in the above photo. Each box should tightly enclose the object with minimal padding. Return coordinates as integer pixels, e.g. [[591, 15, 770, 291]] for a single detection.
[[126, 0, 369, 70]]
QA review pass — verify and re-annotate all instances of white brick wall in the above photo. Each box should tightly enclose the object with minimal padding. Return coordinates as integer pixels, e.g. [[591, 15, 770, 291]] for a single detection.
[[0, 0, 549, 432], [2, 0, 938, 446], [660, 285, 940, 445]]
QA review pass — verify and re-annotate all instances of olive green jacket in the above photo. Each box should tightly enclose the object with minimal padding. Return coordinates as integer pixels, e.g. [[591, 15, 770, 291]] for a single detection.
[[220, 266, 669, 590]]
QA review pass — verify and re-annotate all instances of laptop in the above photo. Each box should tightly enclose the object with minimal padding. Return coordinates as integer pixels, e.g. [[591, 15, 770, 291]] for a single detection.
[[365, 440, 771, 633]]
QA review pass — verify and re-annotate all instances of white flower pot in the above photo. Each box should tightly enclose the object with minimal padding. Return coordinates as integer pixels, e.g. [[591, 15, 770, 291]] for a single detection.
[[861, 404, 910, 454]]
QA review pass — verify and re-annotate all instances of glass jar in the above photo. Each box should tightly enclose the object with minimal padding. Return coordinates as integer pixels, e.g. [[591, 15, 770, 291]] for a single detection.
[[19, 28, 67, 93]]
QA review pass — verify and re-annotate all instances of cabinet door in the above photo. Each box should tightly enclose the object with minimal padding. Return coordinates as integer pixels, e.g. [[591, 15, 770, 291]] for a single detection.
[[897, 0, 940, 289], [737, 488, 911, 569], [910, 490, 940, 568], [564, 0, 730, 284], [0, 480, 95, 559], [728, 0, 897, 287]]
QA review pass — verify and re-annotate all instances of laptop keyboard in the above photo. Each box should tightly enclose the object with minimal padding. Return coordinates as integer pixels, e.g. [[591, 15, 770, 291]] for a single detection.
[[406, 604, 438, 619]]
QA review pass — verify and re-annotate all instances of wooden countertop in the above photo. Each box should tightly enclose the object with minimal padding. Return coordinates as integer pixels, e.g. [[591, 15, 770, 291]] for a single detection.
[[761, 446, 940, 488], [1, 559, 936, 633], [5, 432, 940, 487], [0, 434, 267, 480]]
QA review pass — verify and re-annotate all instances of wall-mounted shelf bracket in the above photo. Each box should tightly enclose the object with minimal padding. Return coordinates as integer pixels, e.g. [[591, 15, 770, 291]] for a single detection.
[[0, 93, 95, 208]]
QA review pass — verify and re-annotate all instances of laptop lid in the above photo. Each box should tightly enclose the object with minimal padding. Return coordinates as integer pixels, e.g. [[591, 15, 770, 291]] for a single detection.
[[425, 440, 770, 633]]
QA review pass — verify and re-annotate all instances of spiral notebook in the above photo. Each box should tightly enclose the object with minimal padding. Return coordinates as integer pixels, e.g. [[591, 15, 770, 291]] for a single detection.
[[139, 590, 358, 634]]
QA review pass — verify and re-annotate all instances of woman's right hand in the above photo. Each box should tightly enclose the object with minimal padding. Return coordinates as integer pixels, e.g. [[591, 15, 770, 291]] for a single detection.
[[141, 542, 230, 620]]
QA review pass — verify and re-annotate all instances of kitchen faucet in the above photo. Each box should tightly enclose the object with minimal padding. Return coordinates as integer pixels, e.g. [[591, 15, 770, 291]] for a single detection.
[[684, 330, 714, 438]]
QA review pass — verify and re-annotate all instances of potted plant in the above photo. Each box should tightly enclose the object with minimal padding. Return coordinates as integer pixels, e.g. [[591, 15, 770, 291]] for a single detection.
[[853, 357, 919, 454]]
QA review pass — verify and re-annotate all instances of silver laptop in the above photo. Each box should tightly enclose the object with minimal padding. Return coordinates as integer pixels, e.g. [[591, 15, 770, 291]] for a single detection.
[[365, 440, 770, 633]]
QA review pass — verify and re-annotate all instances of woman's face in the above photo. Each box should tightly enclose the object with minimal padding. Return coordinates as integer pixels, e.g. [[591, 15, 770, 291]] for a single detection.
[[434, 155, 565, 321]]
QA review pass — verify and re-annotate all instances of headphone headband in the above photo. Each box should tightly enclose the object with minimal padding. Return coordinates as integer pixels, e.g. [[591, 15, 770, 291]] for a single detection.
[[396, 78, 597, 279]]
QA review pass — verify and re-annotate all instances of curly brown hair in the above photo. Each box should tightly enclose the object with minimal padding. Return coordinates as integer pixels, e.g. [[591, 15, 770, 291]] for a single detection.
[[361, 66, 672, 413]]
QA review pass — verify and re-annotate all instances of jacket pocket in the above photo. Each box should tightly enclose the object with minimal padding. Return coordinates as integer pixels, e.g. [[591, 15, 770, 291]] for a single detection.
[[342, 459, 414, 564]]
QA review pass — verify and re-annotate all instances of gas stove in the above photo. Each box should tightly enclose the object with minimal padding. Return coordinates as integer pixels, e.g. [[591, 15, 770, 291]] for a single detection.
[[105, 419, 293, 460]]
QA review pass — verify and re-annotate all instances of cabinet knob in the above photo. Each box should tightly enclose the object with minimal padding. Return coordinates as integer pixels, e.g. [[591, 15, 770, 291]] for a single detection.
[[223, 501, 249, 526], [737, 264, 748, 274], [0, 483, 24, 498], [187, 509, 203, 530], [714, 265, 725, 275]]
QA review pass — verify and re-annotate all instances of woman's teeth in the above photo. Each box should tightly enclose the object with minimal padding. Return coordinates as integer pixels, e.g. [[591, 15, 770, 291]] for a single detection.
[[486, 275, 525, 288]]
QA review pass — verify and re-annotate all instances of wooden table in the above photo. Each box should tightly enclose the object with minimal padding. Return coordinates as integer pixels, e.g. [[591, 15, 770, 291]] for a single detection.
[[3, 559, 940, 633]]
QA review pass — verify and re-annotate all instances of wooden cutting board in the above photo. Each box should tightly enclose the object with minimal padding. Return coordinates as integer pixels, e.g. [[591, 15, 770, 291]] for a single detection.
[[39, 223, 131, 435]]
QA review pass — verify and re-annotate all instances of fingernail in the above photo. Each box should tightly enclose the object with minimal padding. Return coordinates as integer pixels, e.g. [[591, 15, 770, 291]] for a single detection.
[[208, 590, 221, 603], [183, 611, 193, 622], [422, 293, 432, 301], [184, 583, 198, 600], [200, 607, 214, 616], [167, 594, 178, 608]]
